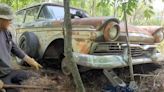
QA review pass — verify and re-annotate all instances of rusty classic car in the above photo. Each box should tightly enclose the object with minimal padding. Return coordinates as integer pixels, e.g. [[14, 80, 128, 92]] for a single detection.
[[15, 3, 164, 75]]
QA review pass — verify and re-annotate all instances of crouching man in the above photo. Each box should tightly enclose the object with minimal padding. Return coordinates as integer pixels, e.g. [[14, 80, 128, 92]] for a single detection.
[[0, 3, 42, 92]]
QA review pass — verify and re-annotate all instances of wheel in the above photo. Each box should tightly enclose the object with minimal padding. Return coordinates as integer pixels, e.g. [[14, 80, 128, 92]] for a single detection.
[[61, 58, 71, 75], [19, 32, 39, 58], [42, 39, 64, 68], [19, 32, 40, 66]]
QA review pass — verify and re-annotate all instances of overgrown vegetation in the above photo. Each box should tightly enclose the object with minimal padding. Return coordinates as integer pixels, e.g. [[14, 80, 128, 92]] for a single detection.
[[0, 0, 163, 25], [1, 0, 164, 91]]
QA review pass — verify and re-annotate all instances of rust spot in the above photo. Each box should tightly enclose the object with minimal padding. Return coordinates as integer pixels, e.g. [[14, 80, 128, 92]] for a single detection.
[[79, 41, 90, 54], [90, 32, 97, 40], [119, 23, 163, 36], [137, 26, 164, 35], [74, 40, 91, 54], [52, 17, 109, 29], [103, 22, 119, 41], [103, 22, 115, 41]]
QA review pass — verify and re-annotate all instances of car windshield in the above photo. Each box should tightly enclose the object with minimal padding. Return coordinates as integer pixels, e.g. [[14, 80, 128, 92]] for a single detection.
[[39, 5, 89, 20]]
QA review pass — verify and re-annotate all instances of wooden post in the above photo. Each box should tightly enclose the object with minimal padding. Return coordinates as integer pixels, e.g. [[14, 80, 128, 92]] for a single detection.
[[63, 0, 85, 92]]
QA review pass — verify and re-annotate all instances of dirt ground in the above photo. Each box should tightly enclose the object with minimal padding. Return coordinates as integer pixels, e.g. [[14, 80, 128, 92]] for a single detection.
[[11, 56, 164, 92], [16, 62, 164, 92], [137, 63, 164, 92], [20, 69, 107, 92]]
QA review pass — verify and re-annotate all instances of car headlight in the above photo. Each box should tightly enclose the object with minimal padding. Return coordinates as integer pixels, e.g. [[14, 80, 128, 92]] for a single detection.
[[153, 28, 164, 43], [104, 22, 120, 41]]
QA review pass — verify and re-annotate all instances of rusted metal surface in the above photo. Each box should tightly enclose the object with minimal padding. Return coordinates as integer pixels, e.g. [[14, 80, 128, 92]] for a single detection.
[[137, 26, 164, 34], [137, 26, 164, 43], [117, 23, 164, 43], [71, 17, 117, 29], [116, 32, 154, 43], [119, 23, 151, 35], [15, 3, 164, 69], [103, 22, 120, 41]]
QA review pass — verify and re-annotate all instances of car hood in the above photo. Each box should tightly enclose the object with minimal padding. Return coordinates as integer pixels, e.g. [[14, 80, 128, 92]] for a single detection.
[[71, 17, 153, 43], [71, 17, 161, 36], [71, 17, 110, 28], [119, 22, 152, 35], [118, 23, 164, 43], [53, 17, 163, 43]]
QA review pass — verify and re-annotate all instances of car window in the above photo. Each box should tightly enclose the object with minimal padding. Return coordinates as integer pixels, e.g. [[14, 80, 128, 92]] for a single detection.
[[39, 6, 64, 20], [25, 6, 40, 23], [38, 5, 54, 19], [38, 5, 88, 20], [15, 10, 25, 24]]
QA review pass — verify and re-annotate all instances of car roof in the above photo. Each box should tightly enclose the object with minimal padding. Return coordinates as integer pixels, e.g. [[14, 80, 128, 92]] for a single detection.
[[16, 2, 84, 12]]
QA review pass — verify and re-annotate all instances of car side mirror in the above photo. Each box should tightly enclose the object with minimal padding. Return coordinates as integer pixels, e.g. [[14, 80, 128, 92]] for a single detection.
[[75, 11, 82, 18], [75, 11, 87, 18], [71, 11, 87, 19]]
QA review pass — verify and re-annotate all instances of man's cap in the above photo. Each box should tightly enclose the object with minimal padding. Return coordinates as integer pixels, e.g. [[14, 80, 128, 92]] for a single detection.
[[0, 3, 14, 20]]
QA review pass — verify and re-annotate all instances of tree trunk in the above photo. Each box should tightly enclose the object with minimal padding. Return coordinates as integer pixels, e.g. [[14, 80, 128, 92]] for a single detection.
[[114, 0, 118, 17], [63, 0, 85, 92], [16, 0, 19, 10], [91, 0, 96, 16]]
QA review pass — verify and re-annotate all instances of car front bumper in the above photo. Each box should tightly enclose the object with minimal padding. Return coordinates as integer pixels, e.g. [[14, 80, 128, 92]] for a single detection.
[[73, 52, 164, 69]]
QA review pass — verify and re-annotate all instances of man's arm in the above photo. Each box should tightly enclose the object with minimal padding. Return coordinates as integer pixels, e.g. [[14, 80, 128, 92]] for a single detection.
[[11, 41, 42, 70], [11, 40, 26, 59], [10, 32, 42, 70]]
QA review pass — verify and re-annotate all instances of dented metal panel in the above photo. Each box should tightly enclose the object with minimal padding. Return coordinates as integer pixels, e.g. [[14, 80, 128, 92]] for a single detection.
[[73, 52, 164, 69]]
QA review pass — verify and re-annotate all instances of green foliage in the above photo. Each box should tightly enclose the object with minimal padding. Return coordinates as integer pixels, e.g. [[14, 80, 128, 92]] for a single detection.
[[126, 0, 138, 15], [144, 9, 154, 19], [96, 0, 138, 16], [132, 17, 162, 25], [96, 0, 114, 16], [0, 0, 40, 11], [0, 0, 163, 25]]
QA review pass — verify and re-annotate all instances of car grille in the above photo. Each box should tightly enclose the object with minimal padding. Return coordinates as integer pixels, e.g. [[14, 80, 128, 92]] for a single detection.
[[93, 42, 154, 57]]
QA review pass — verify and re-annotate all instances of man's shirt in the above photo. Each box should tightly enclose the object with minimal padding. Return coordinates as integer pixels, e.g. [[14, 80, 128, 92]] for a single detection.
[[0, 30, 26, 77]]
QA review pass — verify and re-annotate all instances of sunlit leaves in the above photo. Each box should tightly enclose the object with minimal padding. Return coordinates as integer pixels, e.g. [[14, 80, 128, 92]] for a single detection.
[[0, 0, 161, 21], [0, 0, 40, 11], [144, 7, 154, 19], [126, 0, 138, 15]]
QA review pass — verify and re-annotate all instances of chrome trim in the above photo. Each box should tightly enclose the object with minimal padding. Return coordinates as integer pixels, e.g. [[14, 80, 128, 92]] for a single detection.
[[73, 52, 164, 69], [121, 44, 156, 50], [93, 42, 156, 57]]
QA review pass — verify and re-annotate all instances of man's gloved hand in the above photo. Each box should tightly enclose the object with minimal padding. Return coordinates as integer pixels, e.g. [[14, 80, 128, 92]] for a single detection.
[[23, 55, 42, 70], [0, 80, 4, 89]]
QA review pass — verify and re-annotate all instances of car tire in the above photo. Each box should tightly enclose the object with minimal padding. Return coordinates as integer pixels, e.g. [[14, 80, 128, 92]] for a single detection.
[[19, 32, 40, 59]]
